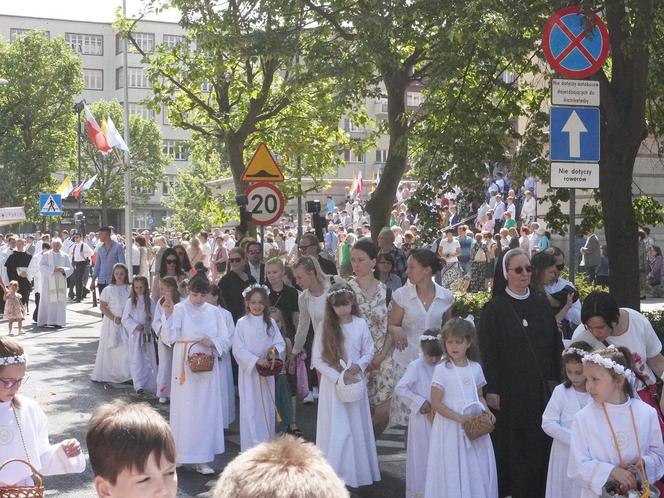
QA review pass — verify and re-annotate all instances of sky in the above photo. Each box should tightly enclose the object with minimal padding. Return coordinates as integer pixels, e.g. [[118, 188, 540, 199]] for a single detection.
[[1, 0, 181, 23]]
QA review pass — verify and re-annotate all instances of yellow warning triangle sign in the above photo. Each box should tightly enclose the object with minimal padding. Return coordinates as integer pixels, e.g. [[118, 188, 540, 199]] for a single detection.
[[241, 143, 284, 183]]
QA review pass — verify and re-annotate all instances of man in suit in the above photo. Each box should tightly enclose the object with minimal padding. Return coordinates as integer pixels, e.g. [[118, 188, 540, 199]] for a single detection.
[[580, 228, 601, 283], [244, 240, 266, 284]]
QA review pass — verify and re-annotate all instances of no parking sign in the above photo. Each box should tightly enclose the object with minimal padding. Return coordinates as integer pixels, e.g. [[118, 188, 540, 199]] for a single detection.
[[542, 7, 609, 79]]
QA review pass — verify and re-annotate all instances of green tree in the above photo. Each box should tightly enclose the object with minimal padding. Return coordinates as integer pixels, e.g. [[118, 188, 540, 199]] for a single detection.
[[79, 100, 168, 225], [164, 141, 234, 233], [116, 0, 353, 227], [0, 31, 82, 220]]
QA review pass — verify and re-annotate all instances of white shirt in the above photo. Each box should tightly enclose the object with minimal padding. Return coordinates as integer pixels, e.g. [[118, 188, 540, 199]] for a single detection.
[[69, 242, 94, 263], [391, 283, 453, 368], [438, 239, 460, 263]]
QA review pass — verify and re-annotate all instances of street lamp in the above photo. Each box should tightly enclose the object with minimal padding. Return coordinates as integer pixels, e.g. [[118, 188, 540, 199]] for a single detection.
[[73, 100, 86, 233]]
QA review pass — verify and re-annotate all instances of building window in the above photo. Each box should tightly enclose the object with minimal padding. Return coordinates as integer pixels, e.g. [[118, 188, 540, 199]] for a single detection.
[[65, 33, 103, 55], [116, 32, 155, 54], [343, 149, 351, 162], [163, 34, 185, 48], [116, 67, 152, 89], [128, 103, 156, 120], [162, 175, 177, 195], [82, 69, 103, 90], [200, 79, 212, 93], [163, 105, 170, 125], [10, 28, 49, 42], [375, 149, 388, 163], [163, 140, 189, 161], [406, 92, 425, 107], [343, 149, 364, 163], [501, 70, 517, 85]]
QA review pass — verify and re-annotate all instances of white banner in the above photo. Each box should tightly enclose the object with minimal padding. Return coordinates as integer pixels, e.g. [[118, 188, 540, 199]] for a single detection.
[[0, 207, 26, 227]]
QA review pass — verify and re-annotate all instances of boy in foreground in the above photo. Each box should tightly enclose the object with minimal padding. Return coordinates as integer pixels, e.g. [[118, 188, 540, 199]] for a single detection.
[[86, 400, 178, 498]]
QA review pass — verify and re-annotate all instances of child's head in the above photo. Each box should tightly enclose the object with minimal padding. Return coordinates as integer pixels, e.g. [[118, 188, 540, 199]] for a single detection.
[[159, 277, 180, 305], [243, 284, 272, 332], [561, 341, 593, 389], [188, 270, 210, 306], [7, 281, 18, 292], [420, 328, 443, 365], [110, 264, 128, 285], [0, 336, 26, 406], [212, 435, 349, 498], [321, 283, 359, 370], [582, 345, 636, 403], [441, 317, 480, 363], [269, 306, 285, 332], [130, 276, 151, 317], [87, 400, 177, 498]]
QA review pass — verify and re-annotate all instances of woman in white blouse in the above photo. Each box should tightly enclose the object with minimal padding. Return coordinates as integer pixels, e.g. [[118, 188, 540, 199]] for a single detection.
[[389, 249, 454, 425]]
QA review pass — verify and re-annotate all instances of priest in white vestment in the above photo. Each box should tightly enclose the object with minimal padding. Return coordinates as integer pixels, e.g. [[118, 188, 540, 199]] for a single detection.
[[37, 239, 73, 328]]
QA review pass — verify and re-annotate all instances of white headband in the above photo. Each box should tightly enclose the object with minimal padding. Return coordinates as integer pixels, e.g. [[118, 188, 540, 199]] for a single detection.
[[582, 346, 636, 385], [242, 283, 270, 298], [420, 334, 441, 342], [0, 354, 26, 366], [563, 347, 589, 358]]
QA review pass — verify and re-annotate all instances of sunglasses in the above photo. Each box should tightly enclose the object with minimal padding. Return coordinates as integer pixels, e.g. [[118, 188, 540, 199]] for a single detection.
[[165, 258, 177, 264], [555, 264, 565, 271], [0, 374, 28, 389], [508, 265, 533, 274], [229, 257, 242, 263]]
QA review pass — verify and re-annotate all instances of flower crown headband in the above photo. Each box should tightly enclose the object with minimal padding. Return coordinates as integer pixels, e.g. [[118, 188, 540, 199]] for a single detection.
[[0, 354, 26, 366], [581, 345, 636, 384], [327, 287, 355, 299], [562, 347, 589, 358], [242, 283, 270, 298], [420, 334, 441, 342]]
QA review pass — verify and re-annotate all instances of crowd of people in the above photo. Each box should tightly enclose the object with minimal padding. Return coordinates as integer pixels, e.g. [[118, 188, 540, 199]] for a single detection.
[[1, 174, 664, 497]]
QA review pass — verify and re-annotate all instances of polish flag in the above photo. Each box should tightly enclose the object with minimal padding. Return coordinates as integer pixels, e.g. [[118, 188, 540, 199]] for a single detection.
[[84, 105, 112, 154], [355, 171, 364, 195]]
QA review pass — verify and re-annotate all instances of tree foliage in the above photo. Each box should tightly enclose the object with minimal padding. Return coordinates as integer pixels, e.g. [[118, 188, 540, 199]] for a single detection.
[[0, 31, 82, 220], [116, 0, 353, 210], [79, 100, 168, 224]]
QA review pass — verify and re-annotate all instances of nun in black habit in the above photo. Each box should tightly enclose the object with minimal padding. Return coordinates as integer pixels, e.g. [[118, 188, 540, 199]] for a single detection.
[[479, 247, 562, 498]]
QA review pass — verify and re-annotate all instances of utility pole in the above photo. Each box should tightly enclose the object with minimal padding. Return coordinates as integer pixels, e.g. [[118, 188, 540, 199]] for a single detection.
[[74, 100, 86, 234], [122, 0, 132, 278]]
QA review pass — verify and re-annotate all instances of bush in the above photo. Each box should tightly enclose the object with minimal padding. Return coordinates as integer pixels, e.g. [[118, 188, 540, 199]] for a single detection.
[[644, 309, 664, 345], [451, 290, 492, 325]]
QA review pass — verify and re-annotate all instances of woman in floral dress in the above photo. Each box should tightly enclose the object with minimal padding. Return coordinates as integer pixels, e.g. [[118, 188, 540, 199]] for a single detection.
[[348, 238, 395, 437]]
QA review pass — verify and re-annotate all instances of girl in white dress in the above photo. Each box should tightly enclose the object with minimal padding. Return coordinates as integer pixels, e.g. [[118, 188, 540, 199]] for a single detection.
[[425, 318, 497, 498], [121, 276, 157, 394], [153, 276, 181, 404], [312, 283, 381, 488], [395, 329, 443, 498], [568, 345, 664, 498], [91, 264, 132, 384], [0, 336, 85, 486], [233, 284, 285, 451], [542, 341, 593, 498], [164, 273, 229, 475]]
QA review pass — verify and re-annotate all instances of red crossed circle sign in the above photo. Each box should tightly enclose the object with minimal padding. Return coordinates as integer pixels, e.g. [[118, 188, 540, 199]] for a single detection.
[[245, 182, 285, 226], [542, 7, 610, 79]]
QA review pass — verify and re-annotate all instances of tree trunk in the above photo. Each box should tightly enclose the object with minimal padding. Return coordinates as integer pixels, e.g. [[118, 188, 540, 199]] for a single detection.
[[101, 205, 108, 226], [226, 134, 256, 238], [366, 69, 410, 241]]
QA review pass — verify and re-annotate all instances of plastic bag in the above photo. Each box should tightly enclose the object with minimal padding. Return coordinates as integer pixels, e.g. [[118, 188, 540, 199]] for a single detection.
[[296, 353, 309, 398]]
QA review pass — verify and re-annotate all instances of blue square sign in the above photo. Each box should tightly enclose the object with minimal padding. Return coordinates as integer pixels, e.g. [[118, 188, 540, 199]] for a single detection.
[[39, 193, 62, 216], [550, 106, 600, 162]]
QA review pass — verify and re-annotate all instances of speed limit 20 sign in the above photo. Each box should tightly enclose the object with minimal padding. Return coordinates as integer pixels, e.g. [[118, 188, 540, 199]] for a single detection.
[[245, 182, 285, 226]]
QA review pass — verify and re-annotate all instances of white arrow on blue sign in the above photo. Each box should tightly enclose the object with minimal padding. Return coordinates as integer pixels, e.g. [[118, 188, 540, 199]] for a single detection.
[[550, 106, 600, 162]]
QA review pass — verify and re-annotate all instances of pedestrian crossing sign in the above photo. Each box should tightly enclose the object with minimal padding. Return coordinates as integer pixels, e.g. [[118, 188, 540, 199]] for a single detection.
[[39, 193, 62, 216], [241, 143, 284, 183]]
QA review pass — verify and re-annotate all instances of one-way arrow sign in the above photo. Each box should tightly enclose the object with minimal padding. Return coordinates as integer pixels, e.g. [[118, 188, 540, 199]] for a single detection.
[[562, 111, 587, 158], [550, 106, 600, 162]]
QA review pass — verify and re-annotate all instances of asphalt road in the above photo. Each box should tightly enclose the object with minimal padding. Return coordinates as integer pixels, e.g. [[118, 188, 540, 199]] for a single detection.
[[8, 298, 406, 497]]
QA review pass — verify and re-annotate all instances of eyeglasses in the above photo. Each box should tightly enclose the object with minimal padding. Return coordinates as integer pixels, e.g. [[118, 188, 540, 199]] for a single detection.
[[555, 264, 565, 271], [299, 244, 315, 251], [508, 265, 533, 275], [0, 375, 28, 389], [165, 258, 177, 264], [229, 257, 242, 263]]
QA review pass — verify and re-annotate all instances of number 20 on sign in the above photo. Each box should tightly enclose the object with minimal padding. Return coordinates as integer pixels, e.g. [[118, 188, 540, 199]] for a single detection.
[[245, 182, 285, 226]]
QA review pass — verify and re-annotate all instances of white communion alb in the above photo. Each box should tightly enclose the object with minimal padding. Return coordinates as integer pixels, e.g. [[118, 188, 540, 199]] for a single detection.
[[37, 250, 73, 327], [121, 296, 157, 393]]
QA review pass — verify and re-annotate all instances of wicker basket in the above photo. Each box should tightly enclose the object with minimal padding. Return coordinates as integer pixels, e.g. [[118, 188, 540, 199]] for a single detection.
[[256, 347, 283, 377], [0, 459, 44, 498], [186, 342, 215, 373], [335, 360, 365, 403]]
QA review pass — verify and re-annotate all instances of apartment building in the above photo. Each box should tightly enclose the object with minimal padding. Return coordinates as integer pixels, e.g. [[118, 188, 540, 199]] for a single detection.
[[0, 14, 190, 230]]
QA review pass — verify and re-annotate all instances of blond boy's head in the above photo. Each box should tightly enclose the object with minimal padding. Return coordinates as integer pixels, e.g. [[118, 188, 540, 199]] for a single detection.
[[87, 400, 177, 498], [213, 435, 349, 498]]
